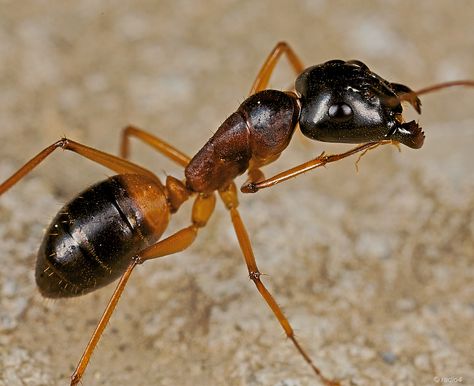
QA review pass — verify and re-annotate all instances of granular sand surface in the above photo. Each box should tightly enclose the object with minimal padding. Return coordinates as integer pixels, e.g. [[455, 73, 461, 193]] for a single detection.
[[0, 2, 473, 386]]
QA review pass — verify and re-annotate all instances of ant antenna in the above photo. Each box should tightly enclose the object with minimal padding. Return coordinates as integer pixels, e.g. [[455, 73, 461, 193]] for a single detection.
[[384, 80, 474, 109]]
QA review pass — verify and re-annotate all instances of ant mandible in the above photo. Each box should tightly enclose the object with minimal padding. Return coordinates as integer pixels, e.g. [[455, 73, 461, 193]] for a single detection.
[[1, 42, 473, 386]]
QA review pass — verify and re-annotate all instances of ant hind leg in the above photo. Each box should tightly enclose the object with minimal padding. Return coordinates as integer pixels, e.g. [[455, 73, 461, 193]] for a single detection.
[[71, 191, 216, 385], [0, 138, 158, 196]]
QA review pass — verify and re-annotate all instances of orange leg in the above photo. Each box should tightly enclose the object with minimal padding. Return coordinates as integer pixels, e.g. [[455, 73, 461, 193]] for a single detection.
[[241, 140, 394, 193], [219, 183, 339, 386], [138, 192, 216, 262], [249, 41, 305, 95], [120, 124, 191, 167], [0, 138, 158, 196], [70, 259, 138, 386], [71, 192, 216, 385]]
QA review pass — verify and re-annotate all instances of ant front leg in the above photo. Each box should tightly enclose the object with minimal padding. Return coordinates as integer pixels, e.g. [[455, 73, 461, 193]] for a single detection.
[[219, 183, 339, 386], [120, 124, 191, 167], [241, 141, 394, 193], [249, 41, 305, 95], [0, 138, 157, 196]]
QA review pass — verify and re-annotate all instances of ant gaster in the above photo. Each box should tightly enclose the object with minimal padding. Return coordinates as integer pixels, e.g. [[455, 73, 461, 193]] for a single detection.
[[1, 42, 473, 386]]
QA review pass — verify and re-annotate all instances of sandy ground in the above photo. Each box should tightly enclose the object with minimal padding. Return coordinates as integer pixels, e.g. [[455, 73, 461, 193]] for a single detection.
[[0, 1, 473, 386]]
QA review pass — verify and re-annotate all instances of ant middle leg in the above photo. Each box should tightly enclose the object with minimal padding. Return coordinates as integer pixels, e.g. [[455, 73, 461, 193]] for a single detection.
[[249, 41, 305, 95], [120, 124, 191, 167], [71, 191, 216, 385], [219, 183, 339, 386], [0, 138, 157, 196]]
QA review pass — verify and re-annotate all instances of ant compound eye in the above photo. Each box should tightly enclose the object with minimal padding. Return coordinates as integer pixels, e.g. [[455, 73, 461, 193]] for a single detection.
[[328, 103, 353, 120]]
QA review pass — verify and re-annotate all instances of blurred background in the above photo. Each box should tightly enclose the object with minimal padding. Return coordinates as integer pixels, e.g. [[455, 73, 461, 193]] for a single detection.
[[0, 1, 473, 385]]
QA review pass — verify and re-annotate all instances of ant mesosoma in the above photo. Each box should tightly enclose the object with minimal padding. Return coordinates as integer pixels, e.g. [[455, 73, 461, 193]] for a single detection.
[[1, 42, 473, 386]]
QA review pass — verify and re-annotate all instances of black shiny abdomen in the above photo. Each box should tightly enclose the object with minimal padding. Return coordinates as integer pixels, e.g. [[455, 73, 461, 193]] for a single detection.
[[36, 174, 169, 298]]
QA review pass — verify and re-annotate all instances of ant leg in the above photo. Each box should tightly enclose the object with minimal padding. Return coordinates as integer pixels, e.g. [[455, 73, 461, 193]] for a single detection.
[[242, 156, 280, 190], [241, 141, 393, 193], [218, 183, 339, 386], [70, 227, 198, 386], [138, 192, 216, 262], [71, 260, 138, 386], [243, 166, 266, 188], [0, 138, 157, 196], [355, 141, 400, 172], [120, 124, 191, 167], [249, 41, 305, 95], [71, 192, 216, 385]]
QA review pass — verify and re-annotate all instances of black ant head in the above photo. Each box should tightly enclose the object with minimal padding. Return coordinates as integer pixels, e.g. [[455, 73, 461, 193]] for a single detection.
[[295, 60, 425, 149]]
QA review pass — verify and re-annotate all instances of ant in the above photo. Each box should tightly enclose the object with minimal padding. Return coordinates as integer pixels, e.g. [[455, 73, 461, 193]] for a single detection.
[[1, 42, 473, 386]]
